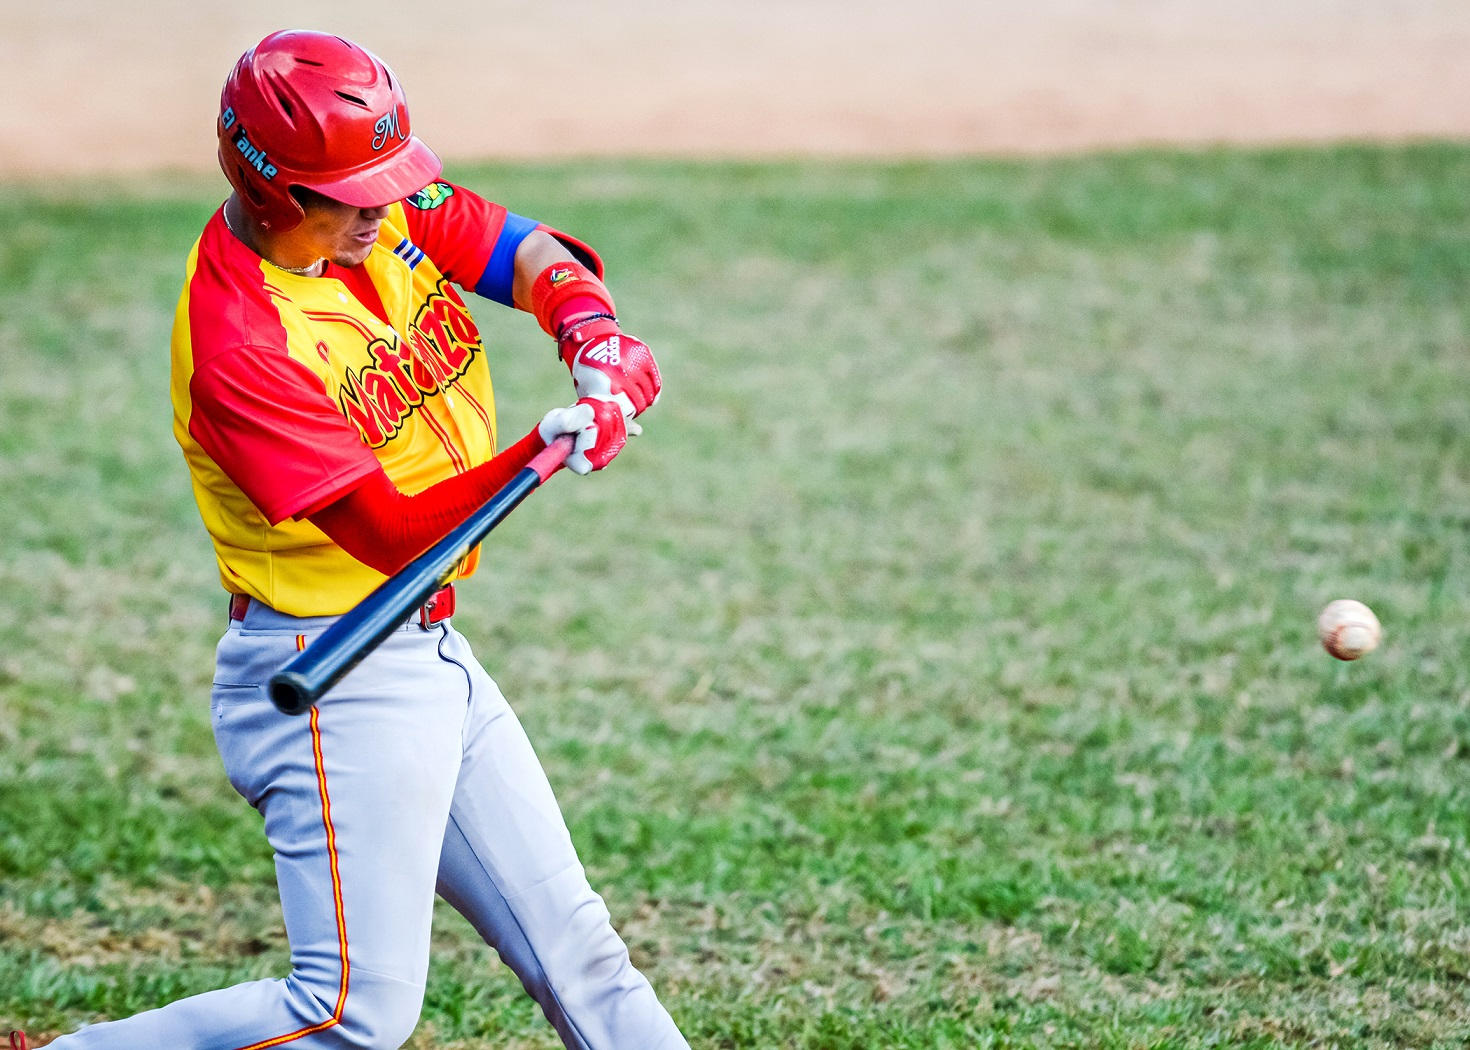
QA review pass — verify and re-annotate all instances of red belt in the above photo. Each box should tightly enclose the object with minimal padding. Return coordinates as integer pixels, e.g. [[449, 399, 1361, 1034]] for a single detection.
[[228, 583, 456, 629]]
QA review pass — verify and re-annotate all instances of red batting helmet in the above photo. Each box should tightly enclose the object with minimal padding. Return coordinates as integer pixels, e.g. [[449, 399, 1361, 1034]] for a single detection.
[[218, 30, 442, 231]]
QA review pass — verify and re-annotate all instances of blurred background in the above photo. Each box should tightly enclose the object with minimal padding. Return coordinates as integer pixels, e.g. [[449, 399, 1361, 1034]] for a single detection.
[[4, 0, 1470, 175]]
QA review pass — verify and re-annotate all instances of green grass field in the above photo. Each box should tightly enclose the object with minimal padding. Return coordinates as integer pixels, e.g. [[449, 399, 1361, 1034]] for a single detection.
[[2, 145, 1470, 1048]]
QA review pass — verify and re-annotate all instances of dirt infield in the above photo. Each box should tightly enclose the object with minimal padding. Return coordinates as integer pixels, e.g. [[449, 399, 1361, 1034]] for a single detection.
[[3, 0, 1469, 177]]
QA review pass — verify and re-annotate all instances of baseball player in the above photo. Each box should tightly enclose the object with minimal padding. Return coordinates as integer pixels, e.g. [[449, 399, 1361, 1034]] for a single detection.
[[11, 30, 686, 1050]]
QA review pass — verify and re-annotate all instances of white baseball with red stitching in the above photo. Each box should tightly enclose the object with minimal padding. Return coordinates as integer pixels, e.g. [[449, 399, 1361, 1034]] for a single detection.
[[1318, 599, 1381, 661]]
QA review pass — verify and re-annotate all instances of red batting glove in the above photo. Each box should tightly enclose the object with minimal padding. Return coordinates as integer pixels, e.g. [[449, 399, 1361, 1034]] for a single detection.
[[557, 317, 661, 433], [537, 397, 628, 475]]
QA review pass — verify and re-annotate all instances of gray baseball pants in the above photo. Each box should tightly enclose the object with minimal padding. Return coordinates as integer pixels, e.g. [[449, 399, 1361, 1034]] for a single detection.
[[48, 602, 688, 1050]]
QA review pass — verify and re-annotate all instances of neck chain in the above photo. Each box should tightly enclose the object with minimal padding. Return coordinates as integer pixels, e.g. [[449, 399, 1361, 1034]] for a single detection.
[[222, 202, 324, 277], [275, 259, 326, 277]]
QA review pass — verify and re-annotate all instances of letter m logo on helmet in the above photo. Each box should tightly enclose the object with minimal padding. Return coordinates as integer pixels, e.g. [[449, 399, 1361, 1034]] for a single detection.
[[217, 31, 442, 232]]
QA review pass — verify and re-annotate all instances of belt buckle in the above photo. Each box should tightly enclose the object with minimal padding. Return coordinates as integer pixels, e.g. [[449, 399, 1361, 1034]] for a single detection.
[[418, 583, 456, 628]]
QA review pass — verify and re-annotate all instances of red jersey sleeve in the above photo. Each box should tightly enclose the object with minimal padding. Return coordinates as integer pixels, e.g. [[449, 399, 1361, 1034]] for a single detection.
[[401, 181, 514, 295], [401, 180, 604, 307], [188, 346, 380, 526]]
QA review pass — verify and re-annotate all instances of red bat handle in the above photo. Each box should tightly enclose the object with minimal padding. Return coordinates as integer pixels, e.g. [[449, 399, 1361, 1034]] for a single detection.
[[530, 433, 577, 482]]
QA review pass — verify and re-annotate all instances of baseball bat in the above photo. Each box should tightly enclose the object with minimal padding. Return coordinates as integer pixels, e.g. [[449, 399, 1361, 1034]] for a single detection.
[[268, 434, 576, 715]]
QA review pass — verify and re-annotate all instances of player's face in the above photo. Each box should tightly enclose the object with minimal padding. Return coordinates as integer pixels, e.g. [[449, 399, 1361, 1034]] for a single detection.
[[294, 190, 391, 267]]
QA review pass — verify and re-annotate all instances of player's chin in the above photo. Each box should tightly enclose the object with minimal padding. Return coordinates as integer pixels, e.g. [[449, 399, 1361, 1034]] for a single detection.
[[335, 239, 378, 268]]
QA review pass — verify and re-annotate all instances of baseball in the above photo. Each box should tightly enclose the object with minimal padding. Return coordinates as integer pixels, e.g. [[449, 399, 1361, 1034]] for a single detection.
[[1318, 599, 1381, 661]]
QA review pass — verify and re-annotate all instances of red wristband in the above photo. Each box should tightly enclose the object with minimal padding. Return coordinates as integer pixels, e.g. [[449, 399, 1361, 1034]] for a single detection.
[[529, 261, 615, 337]]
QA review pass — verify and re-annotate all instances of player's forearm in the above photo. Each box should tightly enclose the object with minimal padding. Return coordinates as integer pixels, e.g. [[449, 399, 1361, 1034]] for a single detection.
[[511, 229, 582, 311], [308, 428, 547, 576], [510, 228, 661, 427], [512, 229, 616, 336]]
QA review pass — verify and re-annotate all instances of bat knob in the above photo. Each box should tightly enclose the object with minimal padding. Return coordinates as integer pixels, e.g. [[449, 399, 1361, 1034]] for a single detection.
[[269, 672, 317, 716]]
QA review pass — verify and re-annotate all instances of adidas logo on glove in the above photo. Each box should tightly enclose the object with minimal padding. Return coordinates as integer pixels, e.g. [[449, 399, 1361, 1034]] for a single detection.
[[582, 336, 621, 366]]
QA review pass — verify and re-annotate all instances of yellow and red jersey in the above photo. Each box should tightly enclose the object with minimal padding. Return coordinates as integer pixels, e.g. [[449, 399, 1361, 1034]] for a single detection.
[[171, 180, 600, 616]]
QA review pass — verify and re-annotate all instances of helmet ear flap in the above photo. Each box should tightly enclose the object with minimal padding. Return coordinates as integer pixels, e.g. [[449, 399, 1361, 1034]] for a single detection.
[[215, 142, 304, 232], [236, 164, 264, 206]]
